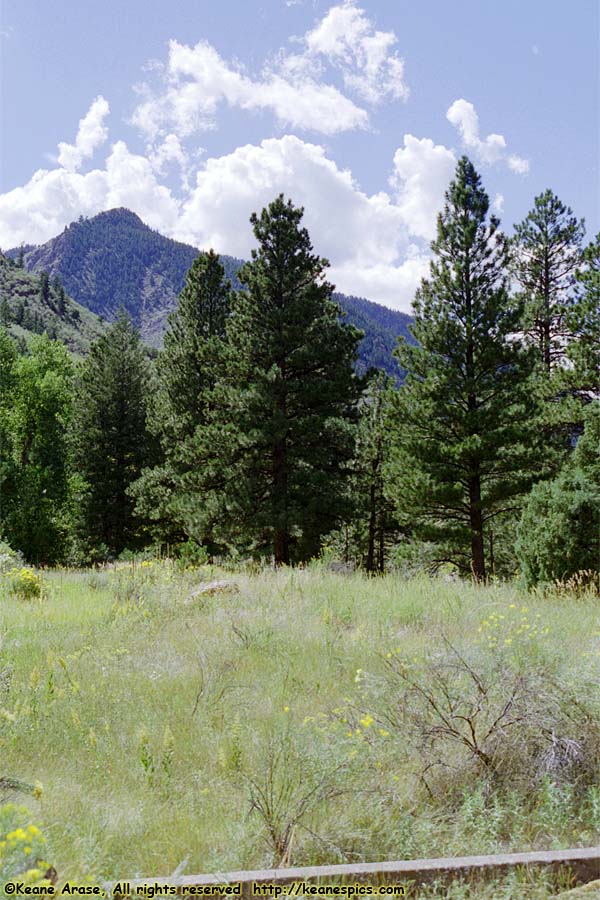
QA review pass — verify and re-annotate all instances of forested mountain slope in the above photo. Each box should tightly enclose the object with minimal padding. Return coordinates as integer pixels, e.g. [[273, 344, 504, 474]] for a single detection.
[[8, 208, 414, 375], [0, 252, 104, 354]]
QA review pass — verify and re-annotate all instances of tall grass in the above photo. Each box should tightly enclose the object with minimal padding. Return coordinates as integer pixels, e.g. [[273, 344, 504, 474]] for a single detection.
[[1, 562, 599, 894]]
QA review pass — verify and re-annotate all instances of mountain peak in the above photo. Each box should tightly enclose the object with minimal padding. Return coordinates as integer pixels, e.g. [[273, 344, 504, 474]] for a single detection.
[[74, 208, 147, 229]]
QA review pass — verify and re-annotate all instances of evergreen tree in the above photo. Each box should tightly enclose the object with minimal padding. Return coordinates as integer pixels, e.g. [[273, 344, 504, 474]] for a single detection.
[[566, 233, 600, 395], [154, 250, 232, 443], [516, 404, 600, 587], [512, 190, 585, 372], [72, 313, 153, 557], [179, 196, 362, 565], [387, 157, 542, 581], [131, 250, 232, 545], [39, 271, 50, 305], [57, 286, 66, 316], [345, 372, 399, 573], [0, 297, 11, 326]]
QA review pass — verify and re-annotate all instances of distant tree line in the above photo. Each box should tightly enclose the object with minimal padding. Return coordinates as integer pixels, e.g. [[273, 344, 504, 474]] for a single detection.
[[0, 160, 598, 585]]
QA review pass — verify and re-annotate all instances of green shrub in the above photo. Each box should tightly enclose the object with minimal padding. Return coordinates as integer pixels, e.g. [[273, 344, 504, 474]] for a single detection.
[[5, 567, 43, 600], [516, 406, 600, 588], [174, 539, 209, 569]]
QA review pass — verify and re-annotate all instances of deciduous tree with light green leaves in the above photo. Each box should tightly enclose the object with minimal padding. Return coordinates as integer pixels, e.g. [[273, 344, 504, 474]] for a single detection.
[[387, 157, 543, 581], [0, 331, 73, 564]]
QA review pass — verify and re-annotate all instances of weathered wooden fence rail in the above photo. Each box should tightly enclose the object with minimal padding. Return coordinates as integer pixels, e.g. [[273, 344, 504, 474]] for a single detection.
[[106, 846, 600, 897]]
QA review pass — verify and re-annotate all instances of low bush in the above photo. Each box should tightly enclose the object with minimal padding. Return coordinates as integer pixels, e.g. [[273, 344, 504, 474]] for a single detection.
[[5, 567, 43, 600]]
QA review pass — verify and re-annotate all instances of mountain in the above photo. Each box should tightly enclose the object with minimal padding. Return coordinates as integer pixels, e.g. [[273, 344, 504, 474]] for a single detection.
[[0, 252, 104, 354], [8, 208, 414, 376]]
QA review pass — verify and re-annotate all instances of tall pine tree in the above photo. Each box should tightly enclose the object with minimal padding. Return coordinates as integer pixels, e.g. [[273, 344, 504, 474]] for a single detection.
[[346, 372, 399, 573], [512, 190, 585, 372], [179, 195, 363, 565], [130, 250, 232, 546], [387, 157, 542, 581], [72, 313, 153, 557]]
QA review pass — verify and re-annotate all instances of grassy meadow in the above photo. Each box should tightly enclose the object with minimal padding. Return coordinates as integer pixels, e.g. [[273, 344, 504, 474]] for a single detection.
[[1, 562, 600, 897]]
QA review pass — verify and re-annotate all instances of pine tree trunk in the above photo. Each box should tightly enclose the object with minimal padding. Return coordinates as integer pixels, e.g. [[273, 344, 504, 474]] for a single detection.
[[465, 275, 486, 582], [273, 438, 289, 566], [377, 520, 385, 574], [274, 529, 290, 566], [543, 247, 552, 371], [543, 319, 552, 371], [366, 480, 377, 573], [468, 474, 486, 581]]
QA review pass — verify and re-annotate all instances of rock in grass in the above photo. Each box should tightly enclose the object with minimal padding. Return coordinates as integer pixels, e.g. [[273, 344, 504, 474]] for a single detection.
[[188, 580, 240, 599]]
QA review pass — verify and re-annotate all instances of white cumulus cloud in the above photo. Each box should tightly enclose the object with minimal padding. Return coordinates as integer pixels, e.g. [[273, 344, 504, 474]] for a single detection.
[[57, 96, 110, 172], [102, 141, 181, 230], [148, 133, 189, 175], [175, 136, 404, 261], [131, 3, 408, 142], [302, 0, 409, 103], [390, 135, 457, 241], [173, 134, 422, 306], [172, 132, 457, 306], [132, 37, 368, 140], [446, 98, 529, 175]]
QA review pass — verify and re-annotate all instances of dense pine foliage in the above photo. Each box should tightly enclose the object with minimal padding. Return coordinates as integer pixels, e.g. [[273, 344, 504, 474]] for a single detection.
[[0, 164, 597, 584], [71, 313, 155, 559], [131, 250, 234, 548]]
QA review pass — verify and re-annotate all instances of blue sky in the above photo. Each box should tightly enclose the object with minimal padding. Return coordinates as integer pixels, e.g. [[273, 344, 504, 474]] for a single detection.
[[1, 0, 598, 310]]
